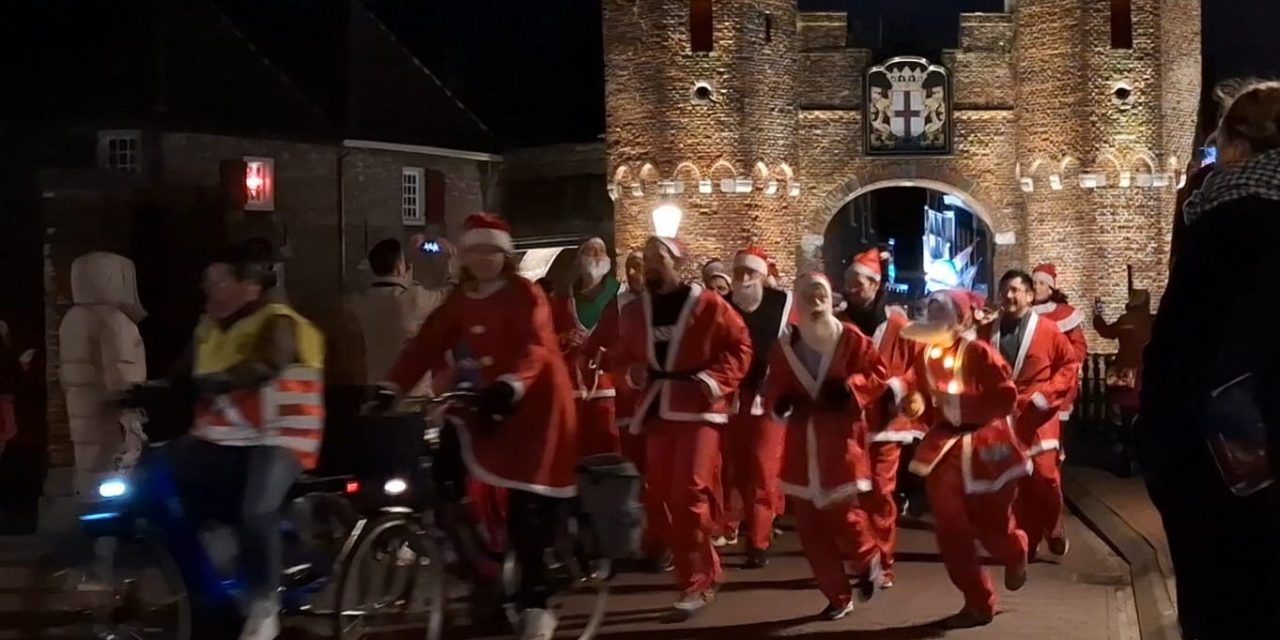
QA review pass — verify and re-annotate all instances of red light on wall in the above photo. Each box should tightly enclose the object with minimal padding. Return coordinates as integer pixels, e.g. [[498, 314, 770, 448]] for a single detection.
[[243, 156, 275, 211], [345, 480, 360, 494]]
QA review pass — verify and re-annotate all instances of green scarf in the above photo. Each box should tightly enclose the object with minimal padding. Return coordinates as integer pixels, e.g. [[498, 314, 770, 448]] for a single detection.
[[575, 276, 621, 329]]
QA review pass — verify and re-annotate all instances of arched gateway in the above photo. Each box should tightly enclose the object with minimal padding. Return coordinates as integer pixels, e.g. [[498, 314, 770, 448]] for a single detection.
[[603, 1, 1201, 322]]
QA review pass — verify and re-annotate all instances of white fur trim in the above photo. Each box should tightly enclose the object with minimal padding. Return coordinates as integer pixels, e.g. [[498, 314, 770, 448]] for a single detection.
[[870, 429, 926, 444], [886, 376, 907, 404], [451, 417, 576, 497], [656, 237, 683, 258], [1055, 310, 1084, 333], [734, 253, 769, 275], [1059, 408, 1073, 421], [695, 371, 724, 400], [629, 283, 730, 431], [1027, 438, 1062, 456], [993, 312, 1039, 379], [851, 262, 882, 282], [1030, 391, 1051, 411], [1032, 271, 1056, 288], [461, 227, 514, 253], [960, 430, 1032, 494]]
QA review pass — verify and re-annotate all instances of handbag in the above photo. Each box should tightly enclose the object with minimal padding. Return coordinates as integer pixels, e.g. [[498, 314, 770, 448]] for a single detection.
[[1201, 371, 1274, 497]]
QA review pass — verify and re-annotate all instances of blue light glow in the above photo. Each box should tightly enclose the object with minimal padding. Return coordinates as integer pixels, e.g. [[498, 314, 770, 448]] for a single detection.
[[79, 512, 121, 522]]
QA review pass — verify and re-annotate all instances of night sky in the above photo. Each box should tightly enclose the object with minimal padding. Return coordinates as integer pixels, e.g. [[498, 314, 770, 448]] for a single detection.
[[375, 0, 1280, 148]]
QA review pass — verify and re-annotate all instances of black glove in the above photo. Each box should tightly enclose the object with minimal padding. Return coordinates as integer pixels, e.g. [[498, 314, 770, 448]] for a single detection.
[[774, 395, 798, 418], [116, 384, 149, 409], [193, 372, 236, 399], [364, 385, 399, 415], [879, 391, 899, 419], [478, 381, 517, 419], [819, 379, 854, 410]]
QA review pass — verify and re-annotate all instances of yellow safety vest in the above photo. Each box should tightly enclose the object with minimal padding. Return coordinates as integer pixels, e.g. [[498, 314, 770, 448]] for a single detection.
[[191, 303, 326, 469]]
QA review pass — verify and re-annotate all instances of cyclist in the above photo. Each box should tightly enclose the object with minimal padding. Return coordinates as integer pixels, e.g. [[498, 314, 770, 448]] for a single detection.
[[382, 213, 578, 640], [158, 244, 326, 640]]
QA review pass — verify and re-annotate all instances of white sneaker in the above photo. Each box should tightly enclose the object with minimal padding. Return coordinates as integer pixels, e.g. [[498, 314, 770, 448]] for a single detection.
[[239, 601, 280, 640], [518, 608, 558, 640]]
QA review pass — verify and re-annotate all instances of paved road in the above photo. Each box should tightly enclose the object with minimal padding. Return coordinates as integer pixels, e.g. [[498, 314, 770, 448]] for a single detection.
[[1, 508, 1137, 640]]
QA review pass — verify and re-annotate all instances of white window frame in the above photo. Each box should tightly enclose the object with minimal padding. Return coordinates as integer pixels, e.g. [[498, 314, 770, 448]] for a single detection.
[[243, 156, 275, 212], [97, 130, 142, 173], [402, 167, 425, 226]]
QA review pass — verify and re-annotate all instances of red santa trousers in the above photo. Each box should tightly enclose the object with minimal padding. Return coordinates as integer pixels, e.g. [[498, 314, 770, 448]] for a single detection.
[[719, 412, 785, 549], [791, 497, 880, 608], [576, 397, 620, 459], [861, 441, 903, 581], [925, 448, 1028, 618], [1015, 449, 1065, 553], [644, 419, 724, 594], [620, 429, 665, 557]]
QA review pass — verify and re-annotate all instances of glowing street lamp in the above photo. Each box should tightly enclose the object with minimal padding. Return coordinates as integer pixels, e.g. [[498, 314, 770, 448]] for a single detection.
[[651, 203, 683, 238]]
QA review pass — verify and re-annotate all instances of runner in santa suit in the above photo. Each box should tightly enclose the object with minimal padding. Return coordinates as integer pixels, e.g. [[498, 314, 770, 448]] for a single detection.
[[717, 247, 792, 567], [767, 273, 888, 620], [612, 249, 647, 464], [898, 289, 1031, 628], [613, 236, 752, 620], [840, 248, 924, 589], [550, 237, 622, 458], [385, 213, 578, 640], [981, 270, 1080, 559], [1030, 263, 1087, 423]]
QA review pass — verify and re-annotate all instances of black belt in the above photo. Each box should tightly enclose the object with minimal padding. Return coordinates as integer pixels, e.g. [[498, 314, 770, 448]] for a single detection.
[[649, 369, 698, 382]]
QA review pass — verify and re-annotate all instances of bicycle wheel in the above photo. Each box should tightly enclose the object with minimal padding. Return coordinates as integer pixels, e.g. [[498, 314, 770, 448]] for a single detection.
[[502, 514, 611, 640], [332, 516, 445, 640], [51, 535, 192, 640]]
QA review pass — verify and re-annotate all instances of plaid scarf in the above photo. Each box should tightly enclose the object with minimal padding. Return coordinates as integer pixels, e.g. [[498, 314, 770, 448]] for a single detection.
[[1184, 148, 1280, 225]]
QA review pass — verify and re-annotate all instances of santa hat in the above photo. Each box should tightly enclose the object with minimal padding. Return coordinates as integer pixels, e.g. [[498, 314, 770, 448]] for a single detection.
[[461, 213, 514, 253], [795, 272, 833, 297], [579, 236, 607, 253], [1032, 263, 1058, 289], [848, 247, 885, 282], [650, 235, 686, 260], [733, 247, 770, 275]]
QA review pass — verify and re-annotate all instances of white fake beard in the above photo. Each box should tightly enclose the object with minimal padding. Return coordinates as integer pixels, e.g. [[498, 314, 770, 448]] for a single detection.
[[798, 312, 841, 352], [577, 257, 612, 284], [731, 281, 764, 310]]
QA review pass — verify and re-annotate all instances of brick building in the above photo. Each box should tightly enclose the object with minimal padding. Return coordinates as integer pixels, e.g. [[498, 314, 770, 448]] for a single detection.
[[604, 0, 1201, 322], [1, 0, 500, 468]]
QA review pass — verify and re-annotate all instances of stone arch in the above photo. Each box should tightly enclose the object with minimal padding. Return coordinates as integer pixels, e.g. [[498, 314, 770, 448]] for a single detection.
[[805, 169, 997, 234]]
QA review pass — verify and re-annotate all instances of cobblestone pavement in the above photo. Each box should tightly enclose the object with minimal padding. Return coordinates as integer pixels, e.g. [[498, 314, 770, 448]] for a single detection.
[[0, 507, 1137, 640]]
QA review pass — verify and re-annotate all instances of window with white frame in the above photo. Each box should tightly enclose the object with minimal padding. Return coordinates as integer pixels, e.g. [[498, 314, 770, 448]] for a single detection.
[[98, 130, 141, 173], [402, 167, 425, 225]]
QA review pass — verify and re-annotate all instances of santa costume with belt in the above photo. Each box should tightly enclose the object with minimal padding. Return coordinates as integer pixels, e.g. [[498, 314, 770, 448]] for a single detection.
[[1029, 264, 1087, 422], [717, 247, 793, 566], [979, 273, 1080, 559], [611, 249, 648, 466], [840, 248, 925, 588], [387, 213, 579, 499], [612, 236, 752, 617], [550, 237, 623, 458], [766, 272, 888, 620], [898, 289, 1030, 628]]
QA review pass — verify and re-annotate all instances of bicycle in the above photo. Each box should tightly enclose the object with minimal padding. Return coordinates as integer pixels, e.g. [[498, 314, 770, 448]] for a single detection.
[[331, 390, 628, 640]]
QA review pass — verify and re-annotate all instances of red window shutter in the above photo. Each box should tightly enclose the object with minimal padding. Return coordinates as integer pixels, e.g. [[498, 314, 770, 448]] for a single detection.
[[1110, 0, 1133, 49], [690, 0, 713, 53], [425, 170, 446, 224]]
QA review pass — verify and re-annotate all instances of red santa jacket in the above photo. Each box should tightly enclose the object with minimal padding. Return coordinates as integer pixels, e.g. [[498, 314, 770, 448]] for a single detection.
[[1032, 300, 1087, 419], [596, 290, 640, 430], [869, 307, 927, 443], [613, 283, 752, 432], [904, 337, 1031, 495], [766, 322, 888, 507], [387, 277, 579, 498], [550, 287, 620, 401], [979, 312, 1080, 456]]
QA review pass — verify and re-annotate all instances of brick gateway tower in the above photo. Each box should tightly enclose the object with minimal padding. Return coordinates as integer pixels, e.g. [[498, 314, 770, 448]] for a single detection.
[[603, 0, 1200, 320]]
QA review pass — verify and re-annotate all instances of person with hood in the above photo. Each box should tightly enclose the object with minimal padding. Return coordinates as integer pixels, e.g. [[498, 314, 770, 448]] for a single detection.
[[58, 252, 148, 497], [1141, 80, 1280, 640], [613, 236, 751, 620], [766, 272, 887, 620], [979, 270, 1080, 560], [898, 289, 1030, 628], [550, 237, 623, 457], [717, 246, 792, 566], [1093, 287, 1153, 417], [384, 213, 578, 640], [701, 258, 732, 297], [841, 248, 924, 588]]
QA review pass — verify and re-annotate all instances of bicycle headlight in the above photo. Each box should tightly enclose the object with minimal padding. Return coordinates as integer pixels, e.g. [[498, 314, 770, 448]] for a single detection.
[[97, 478, 129, 499], [383, 478, 408, 496]]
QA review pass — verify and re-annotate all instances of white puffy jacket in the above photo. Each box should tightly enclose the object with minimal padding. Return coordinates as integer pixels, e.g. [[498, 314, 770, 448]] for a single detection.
[[58, 253, 147, 464]]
